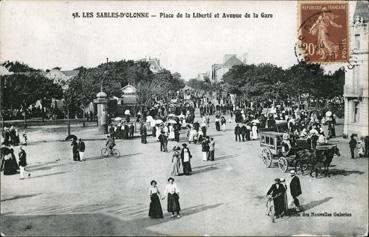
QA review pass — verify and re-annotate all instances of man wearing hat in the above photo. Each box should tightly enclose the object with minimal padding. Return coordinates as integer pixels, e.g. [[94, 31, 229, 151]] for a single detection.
[[289, 170, 302, 212], [267, 178, 286, 218]]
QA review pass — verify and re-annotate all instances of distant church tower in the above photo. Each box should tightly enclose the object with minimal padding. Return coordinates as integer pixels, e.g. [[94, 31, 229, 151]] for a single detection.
[[343, 1, 369, 138]]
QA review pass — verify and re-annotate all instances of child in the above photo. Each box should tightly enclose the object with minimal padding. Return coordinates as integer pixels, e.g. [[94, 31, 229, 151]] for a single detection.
[[18, 146, 31, 179], [357, 138, 365, 158], [22, 130, 28, 145]]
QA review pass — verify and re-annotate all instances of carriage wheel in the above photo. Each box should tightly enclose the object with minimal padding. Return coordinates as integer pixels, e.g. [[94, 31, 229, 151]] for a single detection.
[[278, 157, 288, 173], [261, 147, 273, 168]]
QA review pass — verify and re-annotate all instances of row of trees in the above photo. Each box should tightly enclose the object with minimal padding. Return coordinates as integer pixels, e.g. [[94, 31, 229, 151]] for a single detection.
[[66, 60, 185, 111], [2, 65, 63, 117], [222, 62, 344, 104], [1, 60, 186, 120]]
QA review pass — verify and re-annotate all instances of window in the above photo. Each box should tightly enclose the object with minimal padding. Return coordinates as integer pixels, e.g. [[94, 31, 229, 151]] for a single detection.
[[266, 137, 270, 144], [270, 137, 274, 146], [353, 101, 359, 123], [355, 34, 360, 50]]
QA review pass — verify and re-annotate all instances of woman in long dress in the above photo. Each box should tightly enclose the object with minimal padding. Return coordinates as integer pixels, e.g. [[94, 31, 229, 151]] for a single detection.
[[162, 177, 181, 218], [252, 124, 258, 140], [171, 147, 181, 176], [215, 118, 220, 131], [280, 178, 289, 216], [168, 125, 175, 140], [181, 143, 192, 175], [148, 180, 164, 218], [1, 146, 19, 175], [156, 125, 161, 141]]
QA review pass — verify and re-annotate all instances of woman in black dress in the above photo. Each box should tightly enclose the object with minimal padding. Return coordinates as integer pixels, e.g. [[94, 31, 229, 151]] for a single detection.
[[148, 180, 163, 218], [1, 146, 19, 175]]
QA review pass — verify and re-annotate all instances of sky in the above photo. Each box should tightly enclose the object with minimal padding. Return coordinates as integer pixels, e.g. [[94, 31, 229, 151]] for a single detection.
[[0, 0, 352, 79]]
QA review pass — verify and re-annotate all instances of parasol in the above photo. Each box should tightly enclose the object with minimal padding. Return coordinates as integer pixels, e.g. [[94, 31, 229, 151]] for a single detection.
[[65, 134, 78, 141]]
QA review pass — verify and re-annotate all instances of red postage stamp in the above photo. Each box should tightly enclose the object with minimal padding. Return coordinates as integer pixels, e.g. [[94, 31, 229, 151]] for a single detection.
[[297, 1, 349, 63]]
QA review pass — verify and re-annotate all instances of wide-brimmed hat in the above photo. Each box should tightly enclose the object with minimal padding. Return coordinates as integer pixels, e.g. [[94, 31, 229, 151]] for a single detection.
[[290, 170, 296, 176], [182, 143, 187, 147], [168, 177, 174, 182], [274, 178, 281, 182], [150, 180, 157, 185]]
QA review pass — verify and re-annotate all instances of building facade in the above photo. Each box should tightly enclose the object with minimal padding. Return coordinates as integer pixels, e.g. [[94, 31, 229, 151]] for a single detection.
[[137, 57, 162, 74], [343, 1, 369, 138], [211, 54, 244, 83]]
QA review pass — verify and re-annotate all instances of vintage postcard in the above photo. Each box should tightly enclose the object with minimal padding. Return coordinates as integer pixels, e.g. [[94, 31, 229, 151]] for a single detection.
[[0, 0, 368, 236]]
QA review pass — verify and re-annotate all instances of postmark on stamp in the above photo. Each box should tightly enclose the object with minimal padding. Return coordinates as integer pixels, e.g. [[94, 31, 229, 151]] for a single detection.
[[296, 1, 349, 63]]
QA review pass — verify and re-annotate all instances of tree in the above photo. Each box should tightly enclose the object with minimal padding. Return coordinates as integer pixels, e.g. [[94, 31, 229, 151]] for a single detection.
[[2, 61, 39, 73], [3, 72, 63, 126], [187, 78, 211, 91]]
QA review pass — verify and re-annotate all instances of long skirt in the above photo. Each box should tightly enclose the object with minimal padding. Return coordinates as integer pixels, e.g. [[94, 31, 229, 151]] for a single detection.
[[215, 122, 220, 131], [183, 161, 191, 175], [167, 193, 181, 213], [283, 192, 288, 214], [273, 195, 285, 216], [3, 156, 19, 175], [171, 160, 180, 176], [141, 135, 147, 144], [149, 193, 163, 218], [202, 152, 207, 161]]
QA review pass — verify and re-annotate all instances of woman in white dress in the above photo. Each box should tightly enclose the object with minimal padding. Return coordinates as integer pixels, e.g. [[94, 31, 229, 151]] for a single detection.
[[156, 125, 161, 141], [252, 124, 258, 140], [162, 177, 181, 218], [168, 125, 175, 140]]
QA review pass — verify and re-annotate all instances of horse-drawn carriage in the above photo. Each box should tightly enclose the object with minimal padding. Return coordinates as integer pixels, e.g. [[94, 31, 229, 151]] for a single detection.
[[260, 131, 340, 176]]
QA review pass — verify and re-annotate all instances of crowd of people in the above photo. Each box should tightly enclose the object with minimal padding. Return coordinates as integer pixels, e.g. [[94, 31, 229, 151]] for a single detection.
[[1, 125, 27, 146], [2, 92, 369, 223]]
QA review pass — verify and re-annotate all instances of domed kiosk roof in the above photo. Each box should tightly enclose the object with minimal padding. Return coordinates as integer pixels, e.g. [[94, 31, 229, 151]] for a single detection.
[[97, 91, 107, 98]]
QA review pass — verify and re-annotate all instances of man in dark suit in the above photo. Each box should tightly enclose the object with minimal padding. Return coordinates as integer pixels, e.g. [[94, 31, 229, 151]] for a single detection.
[[241, 124, 247, 142], [129, 123, 135, 138], [289, 170, 302, 211], [158, 131, 167, 152], [174, 123, 181, 142], [267, 178, 286, 218], [234, 124, 241, 142]]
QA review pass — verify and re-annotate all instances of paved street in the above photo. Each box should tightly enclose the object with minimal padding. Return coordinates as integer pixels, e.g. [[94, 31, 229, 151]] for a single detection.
[[1, 115, 368, 236]]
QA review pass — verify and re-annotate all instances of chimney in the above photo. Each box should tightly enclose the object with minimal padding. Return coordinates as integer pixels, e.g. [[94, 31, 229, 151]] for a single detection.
[[242, 53, 247, 64]]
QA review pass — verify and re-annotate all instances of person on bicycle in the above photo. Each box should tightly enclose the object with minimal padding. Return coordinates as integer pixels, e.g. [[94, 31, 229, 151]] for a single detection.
[[106, 135, 115, 154]]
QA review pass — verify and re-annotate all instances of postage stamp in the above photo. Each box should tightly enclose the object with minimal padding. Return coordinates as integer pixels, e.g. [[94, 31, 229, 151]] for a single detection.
[[297, 1, 349, 63]]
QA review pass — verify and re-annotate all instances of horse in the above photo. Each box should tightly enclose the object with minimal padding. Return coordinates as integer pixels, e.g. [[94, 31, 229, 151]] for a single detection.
[[294, 149, 319, 176], [294, 146, 340, 178], [320, 146, 340, 177], [308, 146, 340, 178]]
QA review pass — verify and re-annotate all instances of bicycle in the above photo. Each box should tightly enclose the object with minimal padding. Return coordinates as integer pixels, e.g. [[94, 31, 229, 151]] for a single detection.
[[265, 195, 275, 223], [101, 147, 120, 158]]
